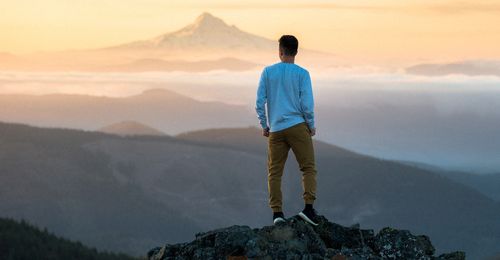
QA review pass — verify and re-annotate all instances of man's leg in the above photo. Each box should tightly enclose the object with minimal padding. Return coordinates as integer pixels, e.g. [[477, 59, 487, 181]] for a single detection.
[[286, 122, 317, 205], [267, 130, 290, 213]]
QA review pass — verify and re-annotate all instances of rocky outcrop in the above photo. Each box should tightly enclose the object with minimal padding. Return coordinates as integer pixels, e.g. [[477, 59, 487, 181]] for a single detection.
[[147, 215, 465, 260]]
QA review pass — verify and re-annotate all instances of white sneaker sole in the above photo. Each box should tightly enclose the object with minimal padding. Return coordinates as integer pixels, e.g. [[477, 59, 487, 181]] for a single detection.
[[299, 212, 319, 226], [273, 217, 286, 224]]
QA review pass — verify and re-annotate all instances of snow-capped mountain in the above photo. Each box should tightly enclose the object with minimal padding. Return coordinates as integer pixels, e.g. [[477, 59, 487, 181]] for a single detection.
[[107, 12, 276, 52], [1, 12, 337, 72]]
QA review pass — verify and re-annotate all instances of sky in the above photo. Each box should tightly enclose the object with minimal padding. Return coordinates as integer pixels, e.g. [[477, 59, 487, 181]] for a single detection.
[[2, 0, 500, 64]]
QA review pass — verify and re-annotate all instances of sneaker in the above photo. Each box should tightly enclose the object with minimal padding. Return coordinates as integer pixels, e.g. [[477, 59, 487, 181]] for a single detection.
[[273, 212, 286, 224], [299, 207, 319, 226]]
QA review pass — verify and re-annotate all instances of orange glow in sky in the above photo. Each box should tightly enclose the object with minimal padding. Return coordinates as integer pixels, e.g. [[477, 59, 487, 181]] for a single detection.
[[2, 0, 500, 63]]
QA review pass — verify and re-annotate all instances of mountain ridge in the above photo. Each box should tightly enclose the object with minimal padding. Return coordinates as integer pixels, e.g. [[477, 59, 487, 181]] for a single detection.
[[405, 60, 500, 77], [97, 120, 166, 137], [1, 120, 499, 258], [0, 88, 254, 134]]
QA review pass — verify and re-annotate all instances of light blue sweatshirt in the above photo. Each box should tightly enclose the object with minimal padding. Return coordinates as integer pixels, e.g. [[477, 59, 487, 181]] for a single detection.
[[255, 62, 315, 132]]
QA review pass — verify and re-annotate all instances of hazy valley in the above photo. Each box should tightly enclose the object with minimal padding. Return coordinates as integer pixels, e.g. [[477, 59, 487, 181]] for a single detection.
[[1, 121, 499, 259]]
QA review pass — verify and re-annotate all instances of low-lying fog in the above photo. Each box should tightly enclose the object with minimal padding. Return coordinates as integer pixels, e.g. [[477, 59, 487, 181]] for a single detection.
[[1, 68, 499, 173]]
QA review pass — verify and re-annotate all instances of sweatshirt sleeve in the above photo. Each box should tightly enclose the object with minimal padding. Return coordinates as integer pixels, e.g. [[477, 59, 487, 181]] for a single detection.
[[255, 68, 269, 129], [299, 70, 315, 129]]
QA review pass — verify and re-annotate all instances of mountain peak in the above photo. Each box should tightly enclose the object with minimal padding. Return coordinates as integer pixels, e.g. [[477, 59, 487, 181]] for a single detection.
[[97, 120, 166, 137], [193, 12, 227, 28], [177, 12, 234, 36], [139, 12, 275, 51], [105, 11, 280, 53]]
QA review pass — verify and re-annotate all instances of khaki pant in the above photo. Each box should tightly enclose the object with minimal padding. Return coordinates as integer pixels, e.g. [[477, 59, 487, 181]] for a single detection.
[[267, 122, 317, 213]]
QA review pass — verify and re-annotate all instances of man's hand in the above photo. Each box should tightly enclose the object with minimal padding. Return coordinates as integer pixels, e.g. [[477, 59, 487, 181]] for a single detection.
[[308, 127, 316, 137], [262, 127, 270, 137]]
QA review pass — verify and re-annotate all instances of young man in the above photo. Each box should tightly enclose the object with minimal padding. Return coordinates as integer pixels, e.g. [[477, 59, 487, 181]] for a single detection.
[[255, 35, 319, 226]]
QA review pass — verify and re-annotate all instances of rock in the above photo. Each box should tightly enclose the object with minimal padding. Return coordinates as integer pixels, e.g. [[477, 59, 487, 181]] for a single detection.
[[312, 215, 375, 250], [147, 215, 465, 260], [435, 251, 466, 260], [374, 227, 435, 259]]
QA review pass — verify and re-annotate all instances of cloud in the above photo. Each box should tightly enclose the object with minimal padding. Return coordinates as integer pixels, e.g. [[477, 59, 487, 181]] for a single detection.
[[2, 68, 500, 110]]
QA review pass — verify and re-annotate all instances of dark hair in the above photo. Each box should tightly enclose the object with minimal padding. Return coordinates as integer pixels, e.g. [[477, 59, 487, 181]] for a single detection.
[[279, 35, 298, 56]]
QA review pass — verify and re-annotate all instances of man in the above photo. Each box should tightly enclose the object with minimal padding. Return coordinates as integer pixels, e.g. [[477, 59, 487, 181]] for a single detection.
[[255, 35, 319, 226]]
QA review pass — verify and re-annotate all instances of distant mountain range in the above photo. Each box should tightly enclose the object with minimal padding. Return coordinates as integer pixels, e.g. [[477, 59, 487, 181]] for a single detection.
[[0, 88, 255, 134], [2, 87, 500, 173], [0, 13, 335, 72], [406, 60, 500, 77], [453, 172, 500, 200], [439, 171, 500, 202], [314, 96, 500, 173], [98, 120, 166, 137], [2, 86, 499, 173], [1, 121, 499, 259], [399, 160, 500, 202]]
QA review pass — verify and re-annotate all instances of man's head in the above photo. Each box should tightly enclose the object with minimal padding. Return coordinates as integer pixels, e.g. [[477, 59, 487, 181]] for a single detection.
[[279, 35, 298, 61]]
